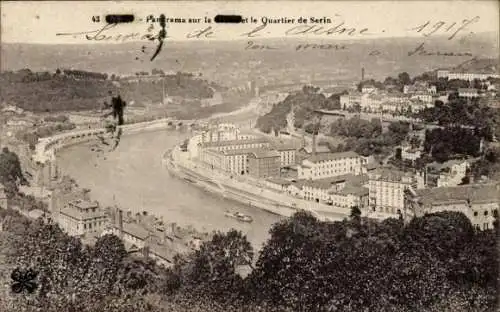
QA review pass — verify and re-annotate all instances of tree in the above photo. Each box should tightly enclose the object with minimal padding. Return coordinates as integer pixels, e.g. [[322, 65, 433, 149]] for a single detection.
[[398, 72, 411, 86], [350, 206, 362, 220]]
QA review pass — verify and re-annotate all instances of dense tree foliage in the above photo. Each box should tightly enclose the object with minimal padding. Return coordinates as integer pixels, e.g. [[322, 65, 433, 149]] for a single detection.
[[0, 148, 26, 197], [256, 86, 347, 133], [328, 118, 410, 157], [423, 126, 481, 162], [1, 207, 497, 312]]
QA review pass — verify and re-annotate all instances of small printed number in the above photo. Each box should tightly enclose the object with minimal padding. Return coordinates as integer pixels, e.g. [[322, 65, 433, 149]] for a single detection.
[[92, 16, 100, 23]]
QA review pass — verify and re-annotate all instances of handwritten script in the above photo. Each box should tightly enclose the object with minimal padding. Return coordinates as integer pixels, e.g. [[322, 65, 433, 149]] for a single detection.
[[55, 16, 481, 60]]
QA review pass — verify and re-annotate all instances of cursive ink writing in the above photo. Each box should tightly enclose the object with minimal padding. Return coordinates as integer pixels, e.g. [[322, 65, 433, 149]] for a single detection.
[[285, 23, 370, 37], [409, 16, 480, 40], [407, 42, 473, 57], [56, 23, 163, 42], [241, 24, 267, 38], [187, 26, 215, 39], [295, 43, 347, 51], [245, 41, 277, 50]]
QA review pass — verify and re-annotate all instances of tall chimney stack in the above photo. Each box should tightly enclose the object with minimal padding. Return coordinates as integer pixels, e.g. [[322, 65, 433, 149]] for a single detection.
[[361, 67, 365, 81], [117, 208, 123, 239], [312, 132, 317, 157]]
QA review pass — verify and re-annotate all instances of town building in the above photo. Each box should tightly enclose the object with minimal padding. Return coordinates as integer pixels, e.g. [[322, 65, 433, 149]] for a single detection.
[[361, 85, 377, 94], [298, 151, 364, 180], [458, 88, 480, 98], [0, 183, 7, 209], [273, 142, 297, 167], [58, 199, 108, 237], [411, 183, 499, 231], [340, 92, 362, 109], [447, 71, 500, 81], [401, 147, 422, 162], [220, 148, 260, 175], [200, 138, 271, 153], [426, 159, 471, 188], [328, 185, 369, 209], [247, 150, 281, 179], [368, 168, 416, 216]]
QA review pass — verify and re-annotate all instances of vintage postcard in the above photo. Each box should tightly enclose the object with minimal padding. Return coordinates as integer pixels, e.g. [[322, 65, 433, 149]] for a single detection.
[[0, 1, 499, 311]]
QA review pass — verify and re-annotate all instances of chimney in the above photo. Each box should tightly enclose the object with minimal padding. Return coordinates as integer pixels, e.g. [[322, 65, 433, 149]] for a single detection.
[[361, 67, 365, 81], [312, 133, 317, 156], [117, 208, 123, 239], [171, 222, 176, 236], [142, 245, 149, 259]]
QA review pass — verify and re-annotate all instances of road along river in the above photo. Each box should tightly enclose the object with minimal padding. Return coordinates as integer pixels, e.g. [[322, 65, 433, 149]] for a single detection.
[[57, 129, 284, 249]]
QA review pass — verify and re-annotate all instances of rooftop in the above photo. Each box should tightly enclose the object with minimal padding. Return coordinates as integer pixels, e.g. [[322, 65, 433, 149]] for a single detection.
[[296, 173, 356, 190], [249, 150, 280, 159], [306, 151, 360, 164], [68, 199, 99, 210], [415, 183, 500, 206], [200, 137, 270, 148], [60, 206, 106, 221], [266, 177, 292, 186], [301, 146, 331, 154], [370, 168, 414, 182], [458, 88, 479, 93], [221, 148, 263, 156], [330, 185, 369, 196]]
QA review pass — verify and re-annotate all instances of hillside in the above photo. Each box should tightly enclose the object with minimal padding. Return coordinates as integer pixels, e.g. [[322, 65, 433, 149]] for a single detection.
[[0, 69, 216, 112]]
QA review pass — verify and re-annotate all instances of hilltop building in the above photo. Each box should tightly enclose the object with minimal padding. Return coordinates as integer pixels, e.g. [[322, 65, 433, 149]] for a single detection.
[[57, 199, 108, 237]]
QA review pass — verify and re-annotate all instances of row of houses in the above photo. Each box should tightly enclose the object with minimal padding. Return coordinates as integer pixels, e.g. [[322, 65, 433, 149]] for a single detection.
[[340, 91, 434, 114], [437, 69, 499, 81]]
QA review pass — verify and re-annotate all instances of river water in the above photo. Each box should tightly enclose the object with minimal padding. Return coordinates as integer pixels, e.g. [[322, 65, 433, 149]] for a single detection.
[[57, 129, 284, 249]]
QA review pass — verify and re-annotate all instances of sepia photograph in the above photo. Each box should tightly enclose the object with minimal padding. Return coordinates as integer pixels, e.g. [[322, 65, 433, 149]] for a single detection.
[[0, 1, 499, 311]]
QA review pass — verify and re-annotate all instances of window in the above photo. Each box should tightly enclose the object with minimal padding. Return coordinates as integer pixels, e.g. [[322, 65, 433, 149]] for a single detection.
[[473, 211, 478, 217], [484, 211, 489, 216]]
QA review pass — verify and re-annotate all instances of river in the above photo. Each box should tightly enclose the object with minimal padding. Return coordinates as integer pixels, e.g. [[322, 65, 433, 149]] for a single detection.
[[57, 129, 284, 250]]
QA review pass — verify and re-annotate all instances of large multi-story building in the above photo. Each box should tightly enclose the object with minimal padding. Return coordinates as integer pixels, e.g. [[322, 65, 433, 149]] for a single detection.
[[58, 199, 108, 237], [340, 92, 362, 109], [200, 138, 271, 153], [298, 151, 364, 180], [220, 148, 261, 175], [411, 183, 499, 231], [273, 143, 297, 167], [368, 168, 415, 216], [247, 150, 281, 178]]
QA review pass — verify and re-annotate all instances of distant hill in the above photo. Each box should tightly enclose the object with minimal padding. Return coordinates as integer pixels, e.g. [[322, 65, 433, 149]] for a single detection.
[[1, 32, 498, 88], [451, 58, 498, 73], [0, 69, 216, 112]]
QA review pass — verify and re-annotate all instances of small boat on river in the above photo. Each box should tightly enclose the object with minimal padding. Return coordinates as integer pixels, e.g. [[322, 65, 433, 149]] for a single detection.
[[225, 211, 253, 223]]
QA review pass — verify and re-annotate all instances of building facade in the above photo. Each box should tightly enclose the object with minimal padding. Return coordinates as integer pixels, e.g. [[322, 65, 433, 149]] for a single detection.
[[368, 168, 415, 216], [298, 151, 364, 180], [247, 151, 281, 178], [58, 199, 108, 237], [412, 184, 499, 231]]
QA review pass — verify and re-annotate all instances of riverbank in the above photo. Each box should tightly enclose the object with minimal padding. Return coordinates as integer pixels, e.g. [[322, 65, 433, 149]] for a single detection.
[[164, 147, 350, 222]]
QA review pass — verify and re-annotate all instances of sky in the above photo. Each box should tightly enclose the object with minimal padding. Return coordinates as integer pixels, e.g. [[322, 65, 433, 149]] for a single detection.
[[1, 1, 498, 44]]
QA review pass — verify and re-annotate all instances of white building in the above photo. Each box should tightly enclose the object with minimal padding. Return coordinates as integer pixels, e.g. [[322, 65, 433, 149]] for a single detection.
[[298, 151, 364, 180], [368, 168, 416, 216], [401, 147, 422, 162], [58, 200, 108, 237], [273, 143, 297, 167], [447, 71, 500, 81], [340, 93, 362, 109], [458, 88, 480, 98], [412, 184, 499, 231], [431, 159, 471, 188], [361, 85, 377, 94]]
